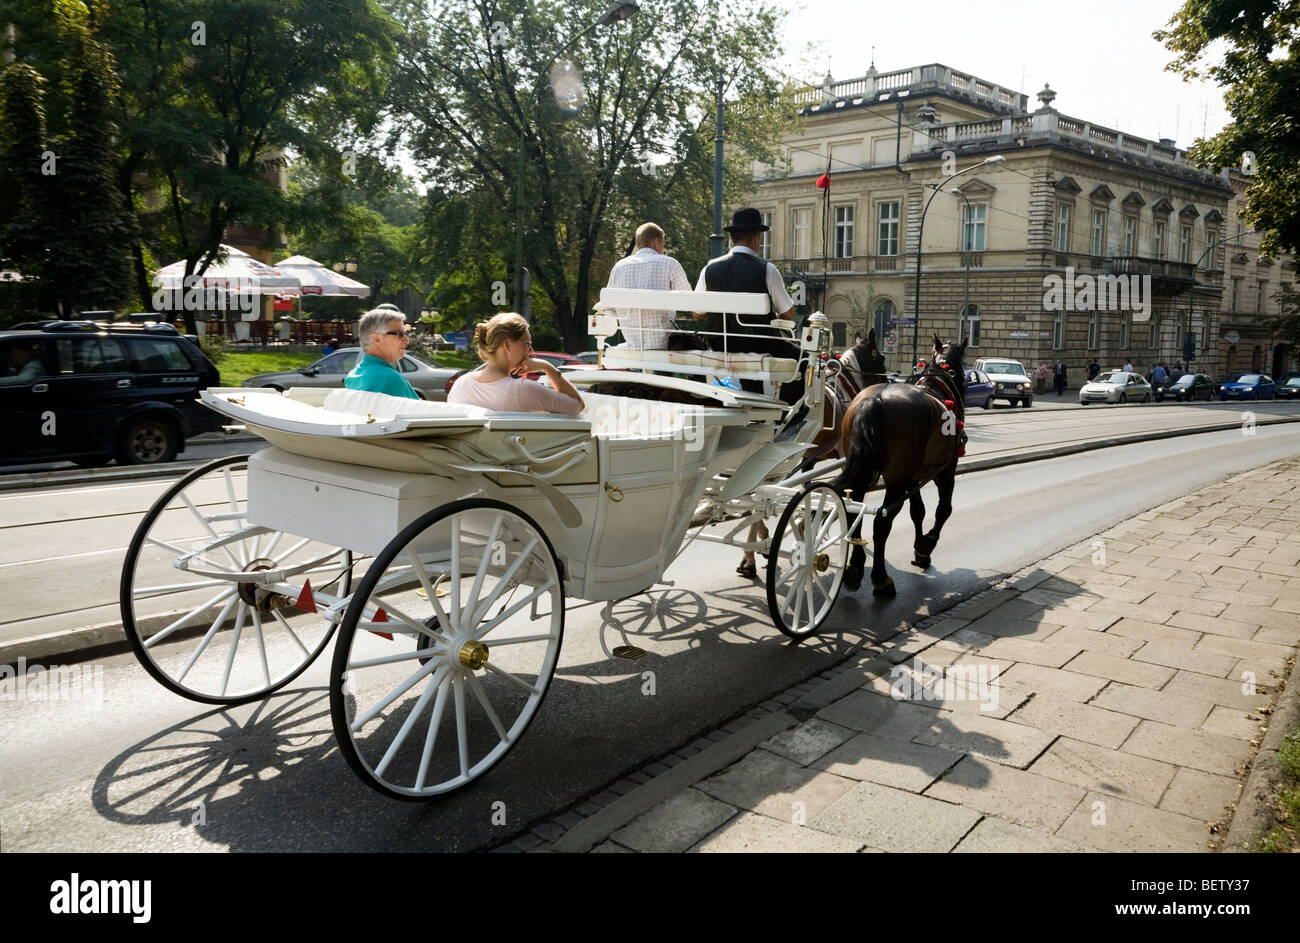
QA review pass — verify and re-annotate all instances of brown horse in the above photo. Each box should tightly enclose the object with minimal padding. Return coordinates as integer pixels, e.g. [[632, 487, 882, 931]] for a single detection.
[[735, 331, 889, 578], [835, 334, 968, 597]]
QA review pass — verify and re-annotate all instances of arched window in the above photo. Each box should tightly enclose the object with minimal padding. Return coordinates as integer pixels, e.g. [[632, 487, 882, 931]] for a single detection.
[[959, 304, 981, 347], [1252, 345, 1263, 371], [873, 299, 895, 340]]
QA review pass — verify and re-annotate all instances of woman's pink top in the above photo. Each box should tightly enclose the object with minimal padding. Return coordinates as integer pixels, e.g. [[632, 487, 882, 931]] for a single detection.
[[448, 369, 583, 414]]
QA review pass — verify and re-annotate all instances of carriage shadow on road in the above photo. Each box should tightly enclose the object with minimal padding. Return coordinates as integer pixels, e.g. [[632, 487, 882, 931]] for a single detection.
[[88, 564, 1020, 851]]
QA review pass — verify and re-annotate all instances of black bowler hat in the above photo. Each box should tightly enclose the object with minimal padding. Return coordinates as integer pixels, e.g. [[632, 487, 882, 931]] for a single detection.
[[724, 207, 769, 233]]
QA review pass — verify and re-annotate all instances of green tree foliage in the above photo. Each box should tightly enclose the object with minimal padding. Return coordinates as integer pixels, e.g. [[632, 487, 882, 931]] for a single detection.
[[1, 0, 399, 329], [0, 2, 133, 315], [1271, 282, 1300, 351], [1156, 0, 1300, 256], [390, 0, 795, 350]]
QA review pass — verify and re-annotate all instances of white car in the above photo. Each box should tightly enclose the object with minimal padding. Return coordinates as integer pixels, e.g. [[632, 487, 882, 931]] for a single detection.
[[1079, 371, 1153, 405], [972, 358, 1033, 407]]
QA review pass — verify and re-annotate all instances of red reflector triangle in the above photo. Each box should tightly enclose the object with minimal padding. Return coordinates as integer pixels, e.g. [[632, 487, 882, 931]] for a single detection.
[[368, 606, 392, 640], [295, 579, 316, 613]]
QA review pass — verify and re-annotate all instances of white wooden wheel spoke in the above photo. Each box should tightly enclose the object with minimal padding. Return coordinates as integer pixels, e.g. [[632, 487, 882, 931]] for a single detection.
[[468, 537, 539, 627], [463, 514, 505, 627], [482, 660, 541, 696], [218, 603, 248, 696], [466, 672, 509, 743], [133, 578, 232, 599], [143, 587, 237, 649], [453, 674, 469, 779], [270, 608, 311, 657], [175, 595, 238, 680], [450, 518, 462, 631], [805, 571, 817, 628], [144, 535, 189, 555], [415, 671, 452, 791], [268, 536, 313, 566], [347, 644, 447, 670], [775, 562, 799, 590], [365, 597, 432, 636], [375, 666, 442, 777], [350, 658, 441, 733], [180, 492, 243, 569], [251, 608, 271, 688], [472, 579, 553, 640], [481, 632, 557, 646], [407, 548, 440, 606]]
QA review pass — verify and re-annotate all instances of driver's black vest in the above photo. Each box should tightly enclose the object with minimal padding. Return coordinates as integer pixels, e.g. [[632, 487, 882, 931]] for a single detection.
[[699, 251, 793, 357]]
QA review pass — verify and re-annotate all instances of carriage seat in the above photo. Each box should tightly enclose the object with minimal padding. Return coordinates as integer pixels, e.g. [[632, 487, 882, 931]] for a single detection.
[[322, 387, 491, 421], [600, 347, 799, 382]]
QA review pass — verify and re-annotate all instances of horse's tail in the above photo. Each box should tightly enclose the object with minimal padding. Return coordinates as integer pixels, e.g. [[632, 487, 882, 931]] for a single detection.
[[833, 392, 884, 498]]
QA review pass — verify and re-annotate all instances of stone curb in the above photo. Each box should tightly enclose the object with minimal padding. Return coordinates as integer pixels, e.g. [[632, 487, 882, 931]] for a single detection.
[[1222, 651, 1300, 852]]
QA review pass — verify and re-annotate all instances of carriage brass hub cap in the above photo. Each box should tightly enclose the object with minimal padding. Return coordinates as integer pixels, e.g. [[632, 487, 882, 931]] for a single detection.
[[237, 558, 277, 606], [459, 640, 489, 670], [813, 553, 830, 572]]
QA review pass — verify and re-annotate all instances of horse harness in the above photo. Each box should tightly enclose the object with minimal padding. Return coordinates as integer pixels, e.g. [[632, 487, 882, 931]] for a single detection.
[[908, 364, 967, 457]]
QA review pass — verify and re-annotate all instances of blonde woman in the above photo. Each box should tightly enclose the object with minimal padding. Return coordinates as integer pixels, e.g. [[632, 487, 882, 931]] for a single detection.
[[447, 312, 584, 414]]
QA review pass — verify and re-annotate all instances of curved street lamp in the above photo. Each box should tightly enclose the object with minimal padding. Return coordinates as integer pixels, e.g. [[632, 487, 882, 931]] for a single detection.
[[512, 2, 640, 314], [911, 155, 1004, 366]]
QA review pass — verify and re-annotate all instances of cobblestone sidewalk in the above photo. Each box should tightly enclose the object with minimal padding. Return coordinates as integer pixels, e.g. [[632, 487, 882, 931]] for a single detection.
[[496, 459, 1300, 853]]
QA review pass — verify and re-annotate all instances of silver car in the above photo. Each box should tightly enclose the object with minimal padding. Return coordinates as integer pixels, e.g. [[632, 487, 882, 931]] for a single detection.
[[242, 348, 467, 401], [1079, 371, 1153, 405]]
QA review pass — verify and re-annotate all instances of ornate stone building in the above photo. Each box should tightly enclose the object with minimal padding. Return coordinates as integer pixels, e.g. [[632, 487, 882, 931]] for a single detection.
[[744, 63, 1294, 379]]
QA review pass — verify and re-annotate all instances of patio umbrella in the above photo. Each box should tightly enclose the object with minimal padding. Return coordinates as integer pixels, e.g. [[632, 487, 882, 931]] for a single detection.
[[153, 244, 300, 292], [273, 255, 370, 297]]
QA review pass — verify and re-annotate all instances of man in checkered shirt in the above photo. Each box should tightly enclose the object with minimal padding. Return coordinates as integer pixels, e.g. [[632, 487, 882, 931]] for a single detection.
[[604, 222, 691, 349]]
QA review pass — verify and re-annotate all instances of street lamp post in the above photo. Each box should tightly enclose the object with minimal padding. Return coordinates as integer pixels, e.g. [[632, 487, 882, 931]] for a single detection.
[[910, 155, 1003, 366], [950, 185, 973, 344], [512, 2, 640, 314]]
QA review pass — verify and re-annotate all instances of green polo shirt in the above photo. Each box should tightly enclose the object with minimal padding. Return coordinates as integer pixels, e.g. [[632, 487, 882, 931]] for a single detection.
[[343, 354, 419, 399]]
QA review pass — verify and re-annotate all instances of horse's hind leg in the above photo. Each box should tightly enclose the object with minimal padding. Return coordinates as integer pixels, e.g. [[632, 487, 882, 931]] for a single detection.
[[909, 487, 932, 569], [871, 484, 909, 597], [844, 515, 866, 592], [915, 467, 956, 567], [737, 520, 768, 578]]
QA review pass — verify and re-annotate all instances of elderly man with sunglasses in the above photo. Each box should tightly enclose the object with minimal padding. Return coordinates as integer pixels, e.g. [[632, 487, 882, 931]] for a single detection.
[[343, 309, 420, 399]]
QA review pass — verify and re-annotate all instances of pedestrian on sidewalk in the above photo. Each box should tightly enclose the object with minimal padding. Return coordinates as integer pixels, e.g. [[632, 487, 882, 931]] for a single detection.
[[1087, 359, 1101, 381], [1054, 359, 1068, 396], [1035, 360, 1048, 394]]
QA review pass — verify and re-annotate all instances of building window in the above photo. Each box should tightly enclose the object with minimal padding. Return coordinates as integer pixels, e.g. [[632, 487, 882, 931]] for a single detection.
[[1206, 231, 1218, 270], [1148, 319, 1156, 347], [1123, 216, 1136, 256], [1195, 314, 1206, 351], [1055, 203, 1071, 252], [877, 202, 899, 256], [1053, 313, 1064, 350], [1087, 312, 1099, 349], [1120, 313, 1130, 348], [961, 204, 987, 252], [1180, 226, 1191, 263], [1232, 277, 1242, 310], [873, 299, 895, 339], [1153, 221, 1165, 259], [1257, 280, 1267, 312], [1091, 209, 1106, 256], [959, 304, 980, 347], [791, 208, 811, 259], [833, 205, 854, 258], [760, 212, 772, 258]]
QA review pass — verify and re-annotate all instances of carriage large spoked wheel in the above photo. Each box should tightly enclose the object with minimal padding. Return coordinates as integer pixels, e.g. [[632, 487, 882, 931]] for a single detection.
[[120, 454, 352, 704], [331, 499, 565, 800], [765, 484, 849, 638]]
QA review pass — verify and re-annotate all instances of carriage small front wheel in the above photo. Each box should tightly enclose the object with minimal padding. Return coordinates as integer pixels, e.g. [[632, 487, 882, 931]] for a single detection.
[[765, 484, 848, 638], [330, 499, 565, 800]]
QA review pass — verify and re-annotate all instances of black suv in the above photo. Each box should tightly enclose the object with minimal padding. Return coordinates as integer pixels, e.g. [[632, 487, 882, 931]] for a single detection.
[[0, 321, 221, 466]]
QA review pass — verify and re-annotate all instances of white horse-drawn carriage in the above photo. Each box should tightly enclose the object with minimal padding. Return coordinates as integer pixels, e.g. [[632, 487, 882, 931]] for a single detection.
[[120, 289, 872, 798]]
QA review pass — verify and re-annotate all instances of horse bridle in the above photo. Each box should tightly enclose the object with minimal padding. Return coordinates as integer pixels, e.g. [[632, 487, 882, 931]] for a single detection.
[[912, 360, 965, 420]]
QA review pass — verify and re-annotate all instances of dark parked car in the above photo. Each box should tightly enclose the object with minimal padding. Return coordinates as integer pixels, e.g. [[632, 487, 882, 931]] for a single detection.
[[0, 321, 221, 466], [1165, 373, 1215, 402], [1278, 377, 1300, 400], [963, 369, 995, 409], [242, 347, 467, 400]]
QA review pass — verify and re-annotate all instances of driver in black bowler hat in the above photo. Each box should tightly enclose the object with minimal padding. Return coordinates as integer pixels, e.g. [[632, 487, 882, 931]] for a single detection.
[[692, 207, 805, 405]]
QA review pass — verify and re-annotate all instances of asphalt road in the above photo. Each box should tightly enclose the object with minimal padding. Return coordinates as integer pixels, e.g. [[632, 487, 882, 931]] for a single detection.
[[2, 420, 1298, 852]]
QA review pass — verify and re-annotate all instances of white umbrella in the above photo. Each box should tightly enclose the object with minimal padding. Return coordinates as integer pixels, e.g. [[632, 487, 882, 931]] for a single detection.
[[153, 244, 300, 292], [273, 255, 370, 297]]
